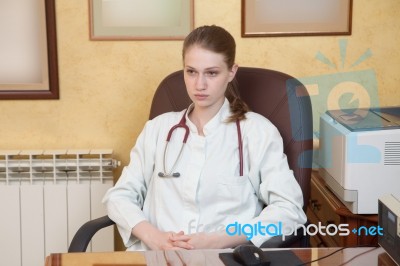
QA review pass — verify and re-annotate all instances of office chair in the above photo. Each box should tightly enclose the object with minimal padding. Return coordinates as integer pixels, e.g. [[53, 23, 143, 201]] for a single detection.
[[68, 67, 313, 252]]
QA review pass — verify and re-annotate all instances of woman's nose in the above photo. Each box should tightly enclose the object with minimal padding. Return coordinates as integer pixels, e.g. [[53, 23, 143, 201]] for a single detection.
[[195, 75, 206, 90]]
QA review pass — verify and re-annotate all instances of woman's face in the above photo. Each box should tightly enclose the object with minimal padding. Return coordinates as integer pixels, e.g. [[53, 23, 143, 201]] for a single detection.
[[183, 45, 237, 112]]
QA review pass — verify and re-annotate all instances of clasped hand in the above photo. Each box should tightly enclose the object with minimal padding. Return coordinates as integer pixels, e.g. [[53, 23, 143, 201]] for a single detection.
[[133, 221, 245, 250], [169, 231, 220, 250], [145, 230, 220, 250]]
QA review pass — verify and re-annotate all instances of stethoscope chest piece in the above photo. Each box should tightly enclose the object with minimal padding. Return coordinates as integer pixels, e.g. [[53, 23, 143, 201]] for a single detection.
[[158, 172, 180, 178]]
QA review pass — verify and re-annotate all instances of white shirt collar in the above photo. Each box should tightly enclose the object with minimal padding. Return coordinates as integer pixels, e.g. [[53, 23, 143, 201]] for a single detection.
[[185, 98, 231, 136]]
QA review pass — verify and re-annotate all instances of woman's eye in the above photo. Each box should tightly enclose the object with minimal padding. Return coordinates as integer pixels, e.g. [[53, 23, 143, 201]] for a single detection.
[[186, 69, 196, 75], [206, 71, 218, 77]]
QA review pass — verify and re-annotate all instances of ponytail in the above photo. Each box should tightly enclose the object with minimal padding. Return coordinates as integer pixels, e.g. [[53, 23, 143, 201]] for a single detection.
[[225, 78, 250, 122]]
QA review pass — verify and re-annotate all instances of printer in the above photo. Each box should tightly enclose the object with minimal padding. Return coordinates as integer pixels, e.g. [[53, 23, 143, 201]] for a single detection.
[[318, 106, 400, 214], [378, 193, 400, 265]]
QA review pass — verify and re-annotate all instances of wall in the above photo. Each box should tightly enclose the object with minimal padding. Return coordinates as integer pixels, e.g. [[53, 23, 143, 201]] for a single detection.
[[1, 0, 399, 250]]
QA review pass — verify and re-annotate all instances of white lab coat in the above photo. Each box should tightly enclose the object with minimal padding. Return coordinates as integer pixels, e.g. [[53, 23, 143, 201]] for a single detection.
[[102, 98, 307, 250]]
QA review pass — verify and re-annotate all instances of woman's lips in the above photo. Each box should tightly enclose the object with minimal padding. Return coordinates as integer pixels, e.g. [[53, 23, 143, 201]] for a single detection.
[[194, 94, 208, 100]]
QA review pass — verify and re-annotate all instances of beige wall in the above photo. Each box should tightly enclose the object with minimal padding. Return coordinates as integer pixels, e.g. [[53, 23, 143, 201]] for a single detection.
[[2, 0, 400, 173], [1, 1, 399, 172], [1, 0, 399, 250], [2, 0, 399, 161]]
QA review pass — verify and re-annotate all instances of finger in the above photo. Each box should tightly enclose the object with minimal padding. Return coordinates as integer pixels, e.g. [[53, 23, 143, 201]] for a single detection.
[[170, 234, 191, 242], [169, 231, 190, 241], [164, 246, 185, 250], [170, 231, 184, 238], [170, 240, 194, 249]]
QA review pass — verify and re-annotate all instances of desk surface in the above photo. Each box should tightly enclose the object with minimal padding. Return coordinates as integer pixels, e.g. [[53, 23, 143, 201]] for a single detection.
[[45, 247, 397, 266]]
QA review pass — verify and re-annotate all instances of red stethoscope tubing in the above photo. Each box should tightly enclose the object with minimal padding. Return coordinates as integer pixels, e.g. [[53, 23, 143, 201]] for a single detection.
[[166, 113, 190, 143], [162, 111, 244, 177], [236, 119, 243, 176]]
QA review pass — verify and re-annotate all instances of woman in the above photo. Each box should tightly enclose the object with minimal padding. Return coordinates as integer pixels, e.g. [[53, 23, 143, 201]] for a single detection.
[[103, 25, 307, 251]]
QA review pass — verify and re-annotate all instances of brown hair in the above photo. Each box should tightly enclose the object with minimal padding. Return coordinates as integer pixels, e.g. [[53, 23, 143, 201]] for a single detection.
[[182, 25, 249, 122]]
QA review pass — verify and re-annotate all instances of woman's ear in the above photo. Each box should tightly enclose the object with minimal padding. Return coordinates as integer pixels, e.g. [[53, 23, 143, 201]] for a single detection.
[[228, 64, 239, 82]]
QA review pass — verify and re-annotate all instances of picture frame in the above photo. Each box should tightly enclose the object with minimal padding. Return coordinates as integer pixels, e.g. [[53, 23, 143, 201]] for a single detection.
[[242, 0, 352, 37], [89, 0, 194, 40], [0, 0, 59, 100]]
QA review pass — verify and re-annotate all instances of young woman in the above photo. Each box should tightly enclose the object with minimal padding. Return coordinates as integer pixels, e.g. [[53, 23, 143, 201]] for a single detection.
[[103, 25, 307, 251]]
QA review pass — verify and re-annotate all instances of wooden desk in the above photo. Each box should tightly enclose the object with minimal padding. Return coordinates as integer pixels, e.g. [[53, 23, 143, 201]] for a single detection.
[[307, 170, 379, 247], [45, 247, 397, 266]]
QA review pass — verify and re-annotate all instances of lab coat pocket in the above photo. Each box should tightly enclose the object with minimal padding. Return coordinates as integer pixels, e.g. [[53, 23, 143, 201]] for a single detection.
[[217, 175, 256, 216]]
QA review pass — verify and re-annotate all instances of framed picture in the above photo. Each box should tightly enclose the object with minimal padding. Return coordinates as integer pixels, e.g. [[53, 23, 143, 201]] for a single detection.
[[0, 0, 59, 100], [89, 0, 194, 40], [242, 0, 352, 37]]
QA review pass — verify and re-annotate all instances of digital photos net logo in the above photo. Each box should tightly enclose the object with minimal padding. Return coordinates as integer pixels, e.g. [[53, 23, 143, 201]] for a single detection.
[[186, 219, 384, 242], [225, 221, 384, 241], [286, 39, 381, 167]]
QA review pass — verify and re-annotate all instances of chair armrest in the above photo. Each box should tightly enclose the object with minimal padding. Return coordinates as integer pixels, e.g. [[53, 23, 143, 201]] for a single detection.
[[260, 234, 306, 248], [259, 222, 310, 248], [68, 215, 115, 253]]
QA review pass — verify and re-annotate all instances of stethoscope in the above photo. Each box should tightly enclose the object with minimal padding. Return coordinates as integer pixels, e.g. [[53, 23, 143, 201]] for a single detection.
[[158, 110, 243, 178]]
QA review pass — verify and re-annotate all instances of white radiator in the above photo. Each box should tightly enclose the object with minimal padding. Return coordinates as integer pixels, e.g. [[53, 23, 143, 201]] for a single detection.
[[0, 149, 118, 266]]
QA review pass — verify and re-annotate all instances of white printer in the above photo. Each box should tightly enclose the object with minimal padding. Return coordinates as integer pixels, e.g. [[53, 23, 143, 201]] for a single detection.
[[379, 193, 400, 265], [318, 107, 400, 214]]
